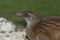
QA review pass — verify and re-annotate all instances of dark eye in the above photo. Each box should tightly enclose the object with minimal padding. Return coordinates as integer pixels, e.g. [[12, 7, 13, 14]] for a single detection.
[[24, 12, 29, 17]]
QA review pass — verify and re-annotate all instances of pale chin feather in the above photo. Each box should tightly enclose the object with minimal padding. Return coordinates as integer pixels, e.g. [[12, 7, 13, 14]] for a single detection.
[[24, 17, 32, 28], [24, 16, 36, 28]]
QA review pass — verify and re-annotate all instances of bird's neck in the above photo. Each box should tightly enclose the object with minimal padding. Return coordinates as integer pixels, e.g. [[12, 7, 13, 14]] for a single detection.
[[27, 20, 33, 27], [24, 17, 39, 28], [24, 18, 33, 28]]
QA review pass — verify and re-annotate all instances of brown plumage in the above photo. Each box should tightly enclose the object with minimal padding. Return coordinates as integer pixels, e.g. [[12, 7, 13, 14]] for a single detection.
[[16, 11, 60, 40]]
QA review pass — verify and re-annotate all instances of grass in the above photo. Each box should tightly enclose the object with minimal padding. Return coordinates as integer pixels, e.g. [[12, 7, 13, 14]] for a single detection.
[[0, 0, 60, 28]]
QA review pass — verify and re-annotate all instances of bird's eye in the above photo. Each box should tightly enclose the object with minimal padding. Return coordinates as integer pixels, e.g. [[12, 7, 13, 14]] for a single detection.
[[23, 12, 29, 17]]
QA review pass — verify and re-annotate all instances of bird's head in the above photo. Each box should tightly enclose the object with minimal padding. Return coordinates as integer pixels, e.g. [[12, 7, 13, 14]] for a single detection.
[[16, 11, 37, 27], [16, 11, 36, 22]]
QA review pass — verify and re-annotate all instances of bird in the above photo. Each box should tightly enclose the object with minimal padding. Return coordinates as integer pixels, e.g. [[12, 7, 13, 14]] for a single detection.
[[16, 11, 60, 40]]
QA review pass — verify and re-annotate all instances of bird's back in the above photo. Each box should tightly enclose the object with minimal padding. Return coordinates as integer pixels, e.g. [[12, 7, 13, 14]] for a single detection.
[[27, 16, 60, 40]]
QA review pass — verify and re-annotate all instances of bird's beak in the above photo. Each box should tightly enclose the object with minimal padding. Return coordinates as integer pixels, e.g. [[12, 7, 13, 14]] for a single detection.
[[16, 13, 23, 17]]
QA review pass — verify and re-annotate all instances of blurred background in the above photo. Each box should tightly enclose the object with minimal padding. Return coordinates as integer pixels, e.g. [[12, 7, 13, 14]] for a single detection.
[[0, 0, 60, 28]]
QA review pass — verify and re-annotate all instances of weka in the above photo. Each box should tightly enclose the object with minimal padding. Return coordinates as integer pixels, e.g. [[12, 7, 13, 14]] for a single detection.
[[16, 11, 60, 40]]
